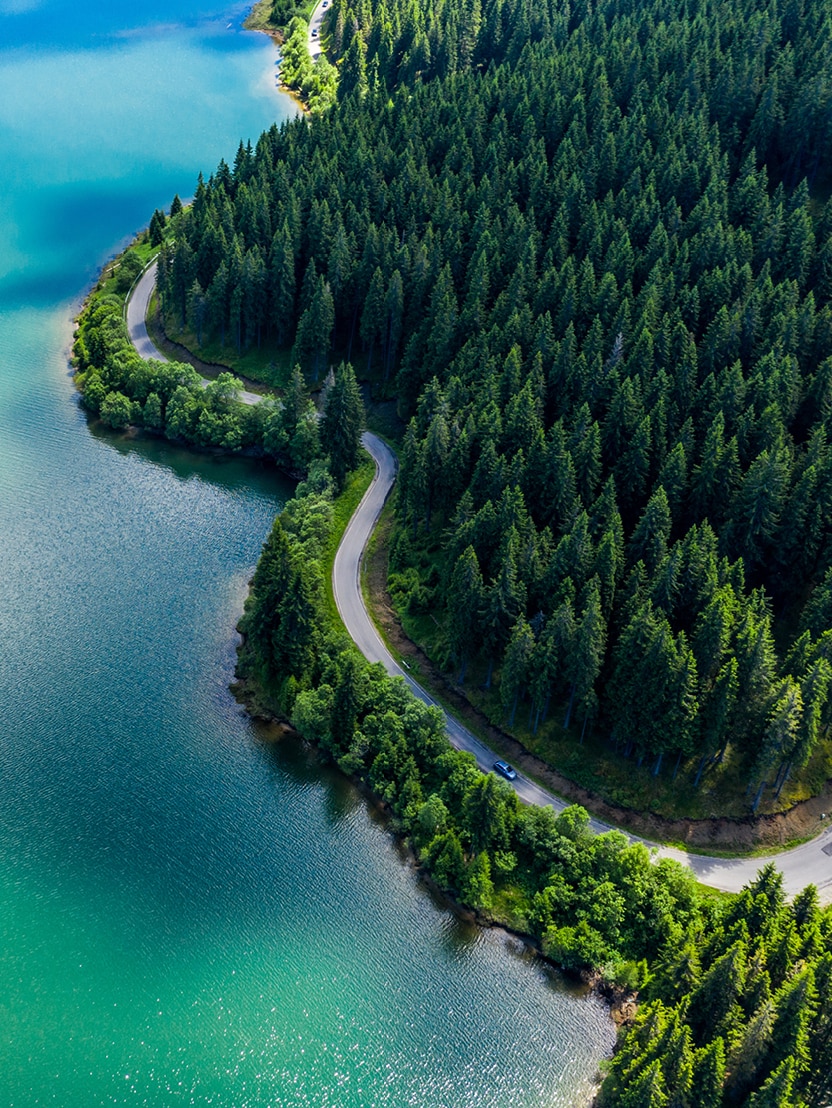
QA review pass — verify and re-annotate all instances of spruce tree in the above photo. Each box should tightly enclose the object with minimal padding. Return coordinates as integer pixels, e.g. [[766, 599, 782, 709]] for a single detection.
[[321, 361, 365, 488]]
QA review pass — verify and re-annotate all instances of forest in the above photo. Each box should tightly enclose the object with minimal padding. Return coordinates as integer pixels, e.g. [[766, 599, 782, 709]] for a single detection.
[[237, 466, 832, 1108], [149, 0, 832, 816], [74, 0, 832, 1099], [73, 274, 362, 481]]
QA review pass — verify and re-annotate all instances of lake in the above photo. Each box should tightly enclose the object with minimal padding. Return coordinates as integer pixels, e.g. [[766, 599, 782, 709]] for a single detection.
[[0, 2, 615, 1102]]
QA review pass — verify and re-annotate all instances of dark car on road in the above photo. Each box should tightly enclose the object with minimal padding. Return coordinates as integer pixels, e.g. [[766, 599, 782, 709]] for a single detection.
[[493, 760, 517, 781]]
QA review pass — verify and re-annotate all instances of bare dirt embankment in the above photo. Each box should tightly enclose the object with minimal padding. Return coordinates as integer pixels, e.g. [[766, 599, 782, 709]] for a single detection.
[[364, 509, 832, 854]]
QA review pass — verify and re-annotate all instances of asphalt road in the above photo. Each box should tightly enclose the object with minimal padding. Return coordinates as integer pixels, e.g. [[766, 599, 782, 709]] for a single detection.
[[126, 262, 166, 362], [335, 433, 832, 903], [307, 0, 328, 59], [123, 271, 832, 902], [125, 262, 261, 405]]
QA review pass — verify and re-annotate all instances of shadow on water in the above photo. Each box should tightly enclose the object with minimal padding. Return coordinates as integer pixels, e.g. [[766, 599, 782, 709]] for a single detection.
[[251, 720, 589, 998], [251, 721, 365, 824], [83, 410, 295, 502]]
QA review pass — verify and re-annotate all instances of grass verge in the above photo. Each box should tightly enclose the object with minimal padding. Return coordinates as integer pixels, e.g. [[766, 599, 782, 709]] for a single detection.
[[322, 456, 375, 629]]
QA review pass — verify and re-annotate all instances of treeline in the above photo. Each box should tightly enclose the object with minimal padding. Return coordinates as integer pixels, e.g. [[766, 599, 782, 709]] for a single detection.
[[322, 0, 832, 163], [74, 290, 312, 466], [239, 469, 832, 1108], [155, 0, 832, 808], [73, 279, 365, 480], [239, 465, 706, 990]]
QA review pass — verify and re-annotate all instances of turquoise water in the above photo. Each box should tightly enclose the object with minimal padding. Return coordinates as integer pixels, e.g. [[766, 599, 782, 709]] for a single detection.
[[0, 4, 615, 1104]]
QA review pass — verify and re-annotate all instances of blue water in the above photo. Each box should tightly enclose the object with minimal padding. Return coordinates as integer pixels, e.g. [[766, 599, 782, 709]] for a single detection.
[[0, 4, 615, 1104]]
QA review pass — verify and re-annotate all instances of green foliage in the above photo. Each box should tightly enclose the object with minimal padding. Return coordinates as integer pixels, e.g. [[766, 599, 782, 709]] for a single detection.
[[600, 863, 832, 1107], [278, 18, 337, 110], [99, 390, 137, 429], [240, 453, 727, 993], [158, 0, 832, 801], [148, 208, 166, 248], [543, 921, 609, 973], [114, 249, 144, 294], [240, 448, 832, 1108], [264, 364, 321, 473], [73, 272, 324, 472], [269, 0, 308, 27], [321, 361, 365, 488], [124, 2, 832, 1101]]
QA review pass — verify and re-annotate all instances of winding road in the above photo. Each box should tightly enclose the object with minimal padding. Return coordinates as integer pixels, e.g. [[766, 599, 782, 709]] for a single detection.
[[126, 270, 832, 902], [333, 433, 832, 902], [127, 262, 262, 404]]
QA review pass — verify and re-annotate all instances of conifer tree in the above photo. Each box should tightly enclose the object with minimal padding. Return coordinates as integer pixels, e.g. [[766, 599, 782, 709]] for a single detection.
[[689, 1039, 725, 1108], [501, 617, 534, 727], [321, 361, 365, 488], [447, 546, 484, 683], [746, 1057, 797, 1108]]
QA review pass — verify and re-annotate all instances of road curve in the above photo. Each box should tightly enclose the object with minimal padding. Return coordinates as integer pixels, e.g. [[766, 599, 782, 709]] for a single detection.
[[126, 261, 166, 362], [125, 261, 262, 405], [124, 270, 832, 901], [336, 433, 832, 902]]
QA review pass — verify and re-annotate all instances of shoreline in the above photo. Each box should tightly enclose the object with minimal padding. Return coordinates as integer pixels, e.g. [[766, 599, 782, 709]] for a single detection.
[[72, 242, 289, 467], [242, 1, 312, 114], [146, 271, 832, 892], [229, 671, 635, 1029], [114, 230, 832, 895]]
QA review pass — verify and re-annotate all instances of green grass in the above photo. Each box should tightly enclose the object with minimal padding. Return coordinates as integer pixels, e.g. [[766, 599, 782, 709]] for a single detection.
[[94, 235, 159, 303], [489, 884, 532, 930], [321, 457, 375, 628], [159, 313, 294, 389], [695, 884, 739, 907]]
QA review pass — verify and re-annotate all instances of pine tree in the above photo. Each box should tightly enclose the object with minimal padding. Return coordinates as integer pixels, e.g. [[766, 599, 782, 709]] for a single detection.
[[565, 577, 606, 732], [689, 1038, 725, 1108], [805, 953, 832, 1108], [360, 265, 386, 373], [149, 208, 166, 247], [321, 361, 365, 488], [687, 940, 747, 1045], [746, 1057, 797, 1108], [725, 998, 775, 1102], [501, 617, 534, 727], [724, 443, 792, 571], [622, 1059, 668, 1108], [270, 221, 296, 344], [764, 965, 817, 1082], [447, 546, 484, 682], [629, 487, 672, 574], [293, 275, 335, 378]]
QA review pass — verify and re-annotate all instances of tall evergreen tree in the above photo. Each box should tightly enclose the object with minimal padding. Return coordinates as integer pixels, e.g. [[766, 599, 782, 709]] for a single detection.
[[321, 361, 365, 488]]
